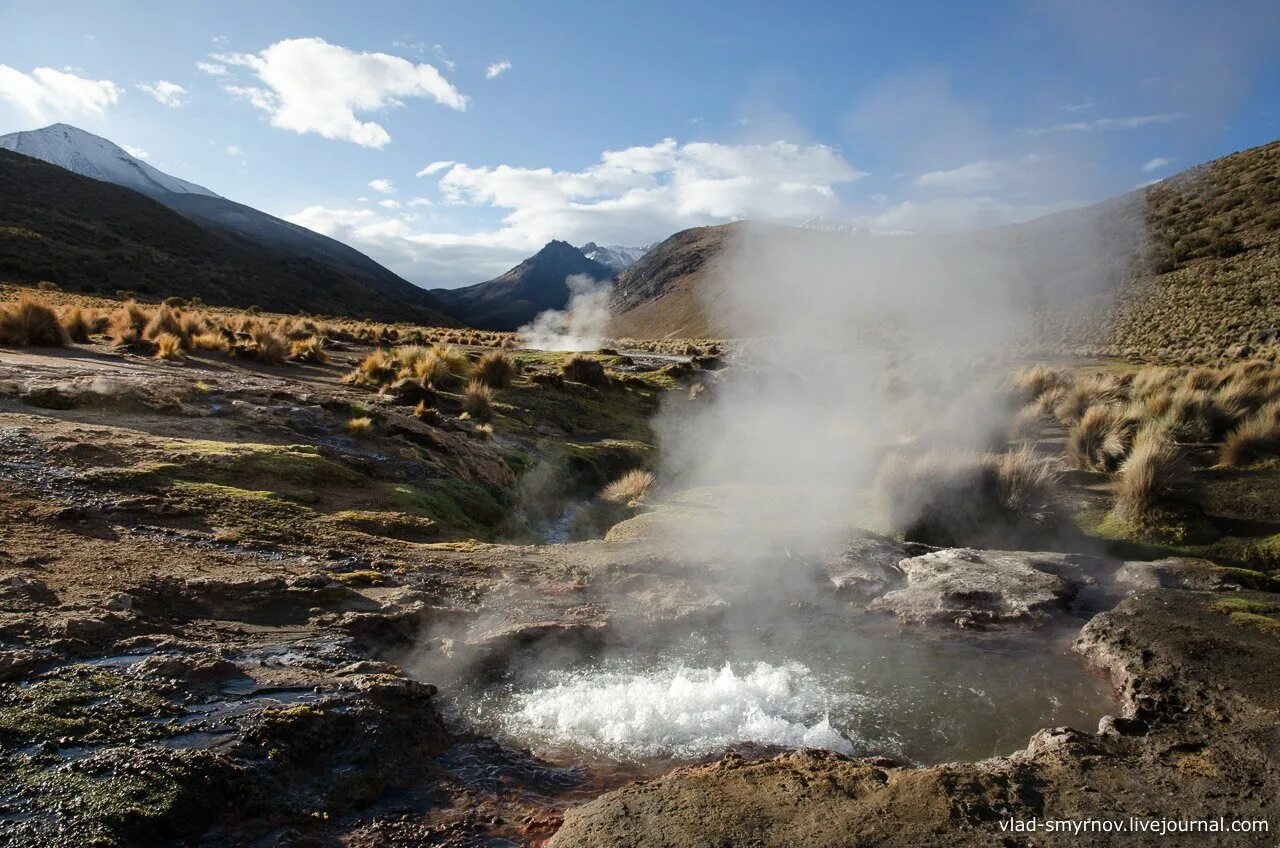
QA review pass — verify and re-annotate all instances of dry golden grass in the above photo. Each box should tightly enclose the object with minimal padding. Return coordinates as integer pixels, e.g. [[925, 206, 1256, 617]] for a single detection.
[[1219, 402, 1280, 467], [0, 295, 69, 347], [143, 306, 190, 348], [245, 324, 288, 364], [192, 331, 231, 353], [1067, 405, 1132, 471], [1112, 426, 1195, 522], [1009, 365, 1064, 402], [289, 335, 328, 364], [601, 469, 655, 506], [59, 305, 95, 342], [462, 380, 495, 422], [153, 332, 186, 361], [346, 416, 374, 437], [562, 353, 608, 386], [473, 350, 515, 389], [876, 447, 1061, 546]]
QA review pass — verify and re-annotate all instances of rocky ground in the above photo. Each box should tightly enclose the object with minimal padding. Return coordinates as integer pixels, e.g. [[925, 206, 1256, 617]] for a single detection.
[[1, 341, 1279, 846]]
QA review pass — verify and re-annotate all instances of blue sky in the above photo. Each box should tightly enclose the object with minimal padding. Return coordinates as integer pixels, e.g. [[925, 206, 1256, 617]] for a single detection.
[[2, 0, 1278, 286]]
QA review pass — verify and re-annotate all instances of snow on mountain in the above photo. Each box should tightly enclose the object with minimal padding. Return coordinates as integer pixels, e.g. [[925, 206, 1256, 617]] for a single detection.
[[0, 123, 219, 199], [579, 242, 649, 272]]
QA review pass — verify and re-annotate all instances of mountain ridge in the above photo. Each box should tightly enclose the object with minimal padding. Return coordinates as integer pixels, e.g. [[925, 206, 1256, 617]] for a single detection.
[[431, 240, 614, 330]]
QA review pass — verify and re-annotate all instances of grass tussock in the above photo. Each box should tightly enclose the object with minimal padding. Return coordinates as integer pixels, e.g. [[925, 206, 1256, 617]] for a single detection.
[[192, 331, 231, 353], [0, 296, 69, 347], [289, 336, 328, 364], [462, 380, 495, 422], [562, 353, 609, 387], [601, 469, 655, 506], [59, 306, 97, 342], [473, 350, 515, 389], [876, 446, 1062, 547], [346, 416, 373, 438], [1111, 426, 1197, 523], [1219, 401, 1280, 467], [153, 332, 186, 361], [1067, 404, 1133, 472]]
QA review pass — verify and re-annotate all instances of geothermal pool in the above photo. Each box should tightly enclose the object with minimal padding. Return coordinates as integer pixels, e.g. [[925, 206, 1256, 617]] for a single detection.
[[455, 613, 1117, 771]]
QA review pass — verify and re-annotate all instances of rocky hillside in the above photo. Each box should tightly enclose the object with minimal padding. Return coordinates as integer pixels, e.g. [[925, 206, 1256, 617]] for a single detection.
[[607, 139, 1280, 362], [607, 224, 738, 338], [432, 240, 614, 330], [0, 150, 458, 324], [1, 124, 450, 318]]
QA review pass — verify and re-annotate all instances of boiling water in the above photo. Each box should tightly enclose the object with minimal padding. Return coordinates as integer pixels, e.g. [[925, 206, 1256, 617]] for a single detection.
[[458, 613, 1116, 770]]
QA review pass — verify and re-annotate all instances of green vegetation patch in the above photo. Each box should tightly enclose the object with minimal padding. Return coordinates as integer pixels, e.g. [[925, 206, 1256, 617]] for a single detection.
[[496, 379, 659, 441], [1210, 597, 1280, 616], [0, 668, 180, 746], [165, 481, 316, 541], [1227, 611, 1280, 636], [326, 509, 438, 542], [386, 479, 527, 540], [160, 440, 363, 487]]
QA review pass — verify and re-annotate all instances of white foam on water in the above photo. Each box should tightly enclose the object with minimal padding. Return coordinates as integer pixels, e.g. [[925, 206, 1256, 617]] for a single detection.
[[498, 661, 858, 760]]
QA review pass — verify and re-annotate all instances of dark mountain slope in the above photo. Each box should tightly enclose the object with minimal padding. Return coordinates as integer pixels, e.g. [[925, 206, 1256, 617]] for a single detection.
[[432, 240, 613, 330], [0, 149, 457, 323]]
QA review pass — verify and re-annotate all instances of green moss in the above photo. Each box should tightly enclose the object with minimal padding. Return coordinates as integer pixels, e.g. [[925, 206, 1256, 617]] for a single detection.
[[386, 480, 511, 535], [496, 379, 659, 441], [0, 669, 179, 746], [1227, 611, 1280, 636], [165, 481, 315, 541], [160, 440, 362, 487], [1210, 597, 1280, 616], [1078, 507, 1280, 574], [1211, 567, 1280, 592], [327, 509, 437, 541]]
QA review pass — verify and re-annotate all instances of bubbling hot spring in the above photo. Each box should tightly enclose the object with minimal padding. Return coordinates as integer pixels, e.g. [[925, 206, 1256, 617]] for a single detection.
[[448, 605, 1116, 773]]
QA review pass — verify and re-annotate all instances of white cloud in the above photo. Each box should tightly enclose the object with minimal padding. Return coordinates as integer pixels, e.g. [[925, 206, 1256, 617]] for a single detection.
[[226, 145, 244, 156], [121, 144, 149, 159], [485, 59, 512, 79], [0, 65, 122, 121], [416, 160, 455, 177], [213, 37, 467, 148], [1141, 156, 1174, 173], [136, 80, 188, 107], [1019, 113, 1185, 134], [196, 61, 227, 76], [368, 178, 395, 194], [378, 199, 401, 209], [407, 196, 433, 207], [1062, 98, 1095, 113], [913, 155, 1046, 193], [211, 34, 229, 45], [286, 137, 863, 286]]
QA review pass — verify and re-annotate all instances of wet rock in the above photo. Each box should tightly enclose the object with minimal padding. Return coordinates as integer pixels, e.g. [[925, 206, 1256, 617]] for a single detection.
[[128, 652, 248, 686], [335, 660, 404, 677], [823, 533, 917, 599], [0, 646, 56, 680], [1114, 557, 1247, 592], [868, 548, 1104, 626]]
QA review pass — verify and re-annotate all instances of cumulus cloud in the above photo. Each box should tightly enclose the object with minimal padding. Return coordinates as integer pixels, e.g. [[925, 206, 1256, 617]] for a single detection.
[[196, 61, 227, 76], [416, 160, 455, 176], [378, 199, 400, 209], [485, 59, 512, 79], [913, 155, 1046, 193], [407, 196, 433, 207], [1142, 156, 1174, 173], [1018, 113, 1185, 134], [136, 80, 187, 107], [368, 178, 395, 194], [213, 37, 467, 147], [286, 137, 863, 286], [0, 65, 122, 121], [226, 145, 243, 156]]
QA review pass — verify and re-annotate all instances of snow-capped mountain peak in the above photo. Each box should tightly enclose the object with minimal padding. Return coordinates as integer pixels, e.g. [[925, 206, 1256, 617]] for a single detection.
[[0, 123, 219, 199], [579, 242, 648, 272]]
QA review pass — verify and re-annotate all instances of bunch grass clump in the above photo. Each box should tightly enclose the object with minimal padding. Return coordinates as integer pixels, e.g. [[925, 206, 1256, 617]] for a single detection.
[[462, 380, 495, 422], [562, 353, 608, 387], [1111, 426, 1197, 523], [0, 295, 68, 347], [601, 469, 655, 506], [473, 350, 515, 389]]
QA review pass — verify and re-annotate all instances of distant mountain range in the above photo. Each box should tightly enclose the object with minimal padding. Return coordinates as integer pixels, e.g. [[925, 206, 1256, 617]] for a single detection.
[[580, 242, 648, 273], [0, 124, 454, 323], [431, 240, 614, 330]]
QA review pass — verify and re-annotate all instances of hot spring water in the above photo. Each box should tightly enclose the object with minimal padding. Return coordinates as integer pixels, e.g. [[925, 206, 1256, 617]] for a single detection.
[[452, 609, 1116, 772]]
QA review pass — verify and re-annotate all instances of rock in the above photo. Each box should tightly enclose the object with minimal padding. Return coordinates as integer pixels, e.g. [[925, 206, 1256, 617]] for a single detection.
[[0, 575, 57, 607], [822, 533, 918, 599], [384, 377, 433, 406], [1114, 557, 1243, 592], [868, 548, 1104, 626], [129, 652, 247, 685], [0, 647, 55, 681], [336, 660, 404, 677]]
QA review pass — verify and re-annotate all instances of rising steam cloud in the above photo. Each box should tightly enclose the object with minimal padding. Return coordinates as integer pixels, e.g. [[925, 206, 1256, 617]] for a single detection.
[[519, 274, 613, 351], [655, 212, 1141, 559]]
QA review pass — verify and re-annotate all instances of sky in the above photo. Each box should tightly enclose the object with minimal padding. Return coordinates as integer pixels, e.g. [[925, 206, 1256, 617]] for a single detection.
[[1, 0, 1278, 288]]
